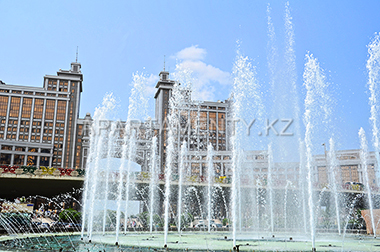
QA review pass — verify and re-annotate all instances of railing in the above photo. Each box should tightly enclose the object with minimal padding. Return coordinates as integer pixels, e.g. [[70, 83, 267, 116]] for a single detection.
[[0, 166, 233, 183], [0, 165, 85, 178], [2, 166, 378, 192], [318, 182, 379, 193], [153, 173, 232, 184], [108, 172, 233, 184]]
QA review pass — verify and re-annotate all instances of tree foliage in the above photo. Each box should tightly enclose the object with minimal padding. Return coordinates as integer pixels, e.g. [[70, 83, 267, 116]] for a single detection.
[[59, 208, 81, 223]]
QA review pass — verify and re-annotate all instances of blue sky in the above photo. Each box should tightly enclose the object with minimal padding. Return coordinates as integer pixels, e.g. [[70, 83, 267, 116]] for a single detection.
[[1, 0, 380, 152]]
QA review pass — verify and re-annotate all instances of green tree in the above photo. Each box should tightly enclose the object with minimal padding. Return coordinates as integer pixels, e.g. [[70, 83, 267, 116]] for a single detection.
[[223, 218, 230, 226], [180, 213, 194, 228], [137, 211, 149, 227], [147, 214, 164, 227], [59, 208, 82, 223]]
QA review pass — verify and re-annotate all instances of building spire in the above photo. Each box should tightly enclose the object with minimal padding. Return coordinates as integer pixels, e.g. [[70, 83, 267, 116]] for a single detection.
[[76, 46, 78, 63], [163, 55, 166, 71]]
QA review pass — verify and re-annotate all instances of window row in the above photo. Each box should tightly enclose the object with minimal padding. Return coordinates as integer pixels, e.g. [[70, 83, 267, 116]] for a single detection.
[[0, 96, 67, 121], [0, 145, 51, 153], [0, 153, 50, 166]]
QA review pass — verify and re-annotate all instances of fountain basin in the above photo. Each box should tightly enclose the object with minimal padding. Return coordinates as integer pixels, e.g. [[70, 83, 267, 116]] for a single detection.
[[1, 232, 379, 251]]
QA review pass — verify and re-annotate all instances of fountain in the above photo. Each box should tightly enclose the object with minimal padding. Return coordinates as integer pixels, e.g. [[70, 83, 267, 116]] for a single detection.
[[3, 3, 380, 252]]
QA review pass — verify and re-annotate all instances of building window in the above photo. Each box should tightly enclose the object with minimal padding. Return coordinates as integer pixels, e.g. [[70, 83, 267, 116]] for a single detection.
[[40, 156, 50, 166], [33, 99, 44, 119], [209, 112, 216, 131], [45, 100, 55, 120], [1, 145, 12, 150], [77, 125, 83, 136], [26, 155, 37, 166], [0, 96, 9, 117], [75, 145, 81, 168], [56, 101, 66, 121], [59, 80, 68, 92], [15, 146, 25, 151], [41, 149, 50, 153], [218, 112, 225, 131], [14, 155, 25, 165], [200, 112, 207, 130], [0, 153, 11, 165], [28, 148, 37, 153], [47, 79, 57, 91], [21, 98, 32, 119], [9, 97, 21, 118]]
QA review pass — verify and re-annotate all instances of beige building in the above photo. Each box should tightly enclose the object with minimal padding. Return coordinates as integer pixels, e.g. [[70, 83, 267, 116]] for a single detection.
[[0, 65, 378, 191], [314, 149, 378, 189], [0, 62, 86, 169]]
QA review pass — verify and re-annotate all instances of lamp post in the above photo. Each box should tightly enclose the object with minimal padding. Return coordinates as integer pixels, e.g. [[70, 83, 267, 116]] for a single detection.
[[322, 143, 327, 160], [322, 143, 328, 187]]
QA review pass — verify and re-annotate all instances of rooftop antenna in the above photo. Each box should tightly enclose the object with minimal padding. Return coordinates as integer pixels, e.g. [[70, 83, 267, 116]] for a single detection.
[[76, 46, 78, 63], [163, 55, 166, 71]]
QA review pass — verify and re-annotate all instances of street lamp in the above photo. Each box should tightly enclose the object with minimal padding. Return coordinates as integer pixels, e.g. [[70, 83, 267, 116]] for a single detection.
[[322, 143, 328, 175], [322, 143, 327, 159]]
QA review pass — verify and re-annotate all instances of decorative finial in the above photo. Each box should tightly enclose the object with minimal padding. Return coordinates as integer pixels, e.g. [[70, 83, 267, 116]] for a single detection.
[[164, 55, 166, 71], [76, 46, 78, 63]]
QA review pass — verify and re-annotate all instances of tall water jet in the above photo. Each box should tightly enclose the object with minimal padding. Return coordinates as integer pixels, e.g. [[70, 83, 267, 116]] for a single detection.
[[255, 178, 262, 231], [237, 149, 243, 233], [123, 131, 136, 233], [149, 136, 158, 234], [283, 180, 293, 230], [115, 124, 129, 244], [230, 80, 241, 247], [163, 80, 183, 246], [125, 72, 149, 235], [206, 143, 214, 233], [163, 129, 173, 246], [266, 3, 302, 231], [102, 121, 118, 235], [81, 94, 116, 241], [303, 53, 330, 251], [284, 1, 299, 134], [266, 2, 280, 166], [267, 2, 300, 162], [367, 33, 380, 184], [267, 143, 274, 233], [231, 41, 263, 247], [267, 3, 278, 95], [285, 1, 306, 232], [359, 127, 376, 237], [177, 140, 187, 233], [298, 140, 308, 233], [115, 71, 149, 244], [327, 138, 341, 235], [80, 122, 95, 239], [230, 45, 245, 247]]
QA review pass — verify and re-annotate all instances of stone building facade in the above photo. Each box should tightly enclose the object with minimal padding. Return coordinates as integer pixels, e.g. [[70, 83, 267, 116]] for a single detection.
[[0, 62, 85, 169], [0, 63, 378, 191]]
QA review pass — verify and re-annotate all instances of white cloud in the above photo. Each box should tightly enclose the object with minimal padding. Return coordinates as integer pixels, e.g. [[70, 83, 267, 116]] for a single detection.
[[173, 46, 231, 101], [142, 73, 159, 97], [178, 60, 230, 86], [193, 83, 216, 101], [175, 45, 207, 61]]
